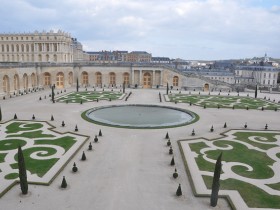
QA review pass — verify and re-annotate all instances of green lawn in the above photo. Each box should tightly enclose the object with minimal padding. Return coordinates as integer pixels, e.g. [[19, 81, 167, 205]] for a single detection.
[[169, 94, 280, 110]]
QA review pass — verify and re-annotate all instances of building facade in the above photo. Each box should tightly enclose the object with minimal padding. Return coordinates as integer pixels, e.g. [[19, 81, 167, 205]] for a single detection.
[[0, 30, 81, 63]]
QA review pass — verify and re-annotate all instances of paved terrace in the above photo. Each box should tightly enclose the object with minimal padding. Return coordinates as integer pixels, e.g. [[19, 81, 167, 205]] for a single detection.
[[0, 87, 279, 210]]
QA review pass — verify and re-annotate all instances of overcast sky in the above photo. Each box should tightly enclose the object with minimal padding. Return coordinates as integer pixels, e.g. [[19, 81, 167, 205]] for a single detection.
[[0, 0, 279, 60]]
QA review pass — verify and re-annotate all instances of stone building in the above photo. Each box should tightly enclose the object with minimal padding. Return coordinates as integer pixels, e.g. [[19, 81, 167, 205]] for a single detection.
[[0, 62, 222, 96], [0, 30, 81, 63]]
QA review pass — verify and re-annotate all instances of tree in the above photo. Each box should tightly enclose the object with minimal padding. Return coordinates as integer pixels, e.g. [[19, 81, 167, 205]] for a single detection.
[[51, 85, 55, 103], [61, 176, 67, 188], [210, 152, 223, 207], [81, 151, 86, 161], [76, 78, 79, 92], [255, 85, 258, 98], [165, 132, 169, 139], [72, 163, 78, 172], [170, 156, 175, 166], [123, 82, 125, 93], [176, 184, 182, 196], [18, 146, 28, 194], [166, 82, 169, 95], [14, 113, 18, 119], [99, 129, 102, 136]]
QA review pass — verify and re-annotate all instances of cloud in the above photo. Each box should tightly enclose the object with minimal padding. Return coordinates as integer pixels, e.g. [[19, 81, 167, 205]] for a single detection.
[[0, 0, 279, 60]]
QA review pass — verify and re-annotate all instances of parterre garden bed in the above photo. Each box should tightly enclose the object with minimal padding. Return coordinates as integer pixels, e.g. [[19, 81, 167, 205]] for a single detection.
[[180, 130, 280, 209], [56, 91, 124, 103], [0, 120, 88, 197], [169, 94, 280, 110]]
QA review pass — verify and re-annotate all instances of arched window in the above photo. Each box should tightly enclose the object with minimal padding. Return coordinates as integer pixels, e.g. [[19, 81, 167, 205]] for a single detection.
[[173, 76, 179, 86], [38, 54, 42, 62], [21, 44, 24, 52], [44, 72, 51, 86], [31, 73, 36, 87], [82, 71, 89, 85], [23, 74, 28, 90], [68, 72, 73, 85], [38, 43, 42, 52], [109, 72, 116, 86], [14, 74, 20, 90], [96, 72, 102, 86], [11, 44, 14, 52], [16, 44, 19, 52], [26, 44, 29, 52], [123, 72, 130, 85], [3, 75, 10, 93], [54, 54, 57, 62], [6, 45, 9, 52], [56, 72, 64, 88]]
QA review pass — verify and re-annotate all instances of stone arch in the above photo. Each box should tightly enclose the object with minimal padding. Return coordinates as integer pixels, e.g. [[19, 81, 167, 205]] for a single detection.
[[3, 75, 10, 93], [123, 72, 130, 85], [173, 76, 179, 87], [204, 83, 209, 92], [44, 72, 51, 86], [82, 71, 89, 86], [95, 72, 102, 87], [109, 72, 116, 86], [143, 72, 152, 88], [68, 72, 73, 85], [31, 73, 36, 87], [56, 72, 64, 88], [14, 74, 20, 91], [23, 73, 28, 90]]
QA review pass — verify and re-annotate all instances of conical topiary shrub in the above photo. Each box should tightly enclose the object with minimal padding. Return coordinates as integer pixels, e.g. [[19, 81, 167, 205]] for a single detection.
[[244, 122, 247, 129], [62, 121, 65, 127], [81, 151, 86, 161], [32, 114, 35, 120], [88, 142, 92, 150], [261, 107, 264, 111], [61, 176, 67, 188], [98, 129, 102, 136], [167, 139, 171, 146], [169, 146, 173, 155], [210, 125, 214, 132], [170, 156, 175, 166], [80, 100, 83, 104], [173, 168, 178, 179], [18, 146, 28, 194], [72, 162, 78, 172], [176, 184, 182, 196], [265, 124, 268, 130], [224, 122, 227, 128], [51, 115, 54, 121], [210, 153, 223, 207], [165, 132, 169, 139], [39, 96, 42, 100], [14, 113, 18, 120], [75, 125, 78, 132], [94, 135, 98, 143]]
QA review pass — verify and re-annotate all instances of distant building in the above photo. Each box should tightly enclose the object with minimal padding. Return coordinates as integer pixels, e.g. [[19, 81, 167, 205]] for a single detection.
[[0, 30, 80, 63], [235, 65, 279, 87], [151, 57, 170, 64], [125, 51, 151, 62]]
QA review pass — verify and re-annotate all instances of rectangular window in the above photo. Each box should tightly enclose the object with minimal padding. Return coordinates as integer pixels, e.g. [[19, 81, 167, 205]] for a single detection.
[[269, 73, 271, 78], [268, 80, 270, 85], [264, 73, 266, 78], [263, 80, 265, 84]]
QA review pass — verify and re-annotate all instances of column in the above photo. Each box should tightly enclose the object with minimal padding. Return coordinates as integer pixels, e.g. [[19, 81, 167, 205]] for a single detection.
[[160, 70, 163, 86], [152, 70, 156, 87], [139, 70, 142, 86]]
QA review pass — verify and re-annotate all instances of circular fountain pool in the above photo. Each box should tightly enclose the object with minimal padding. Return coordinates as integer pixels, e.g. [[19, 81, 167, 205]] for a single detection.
[[83, 105, 198, 129]]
